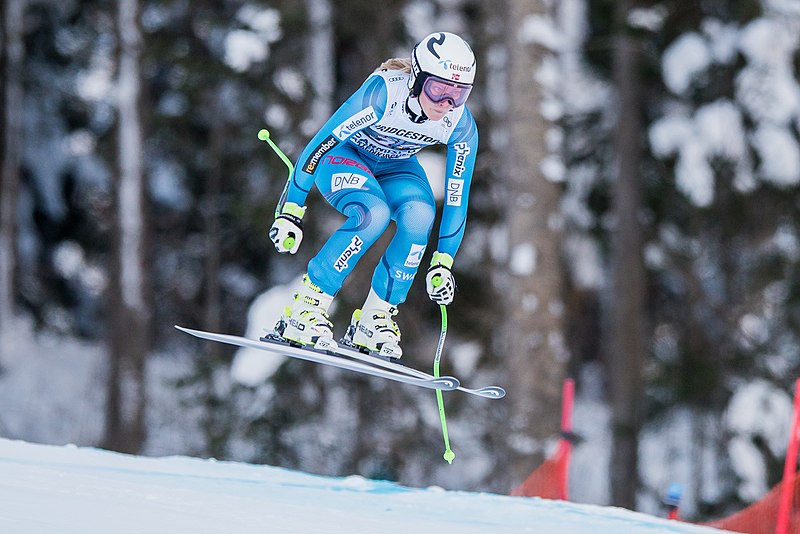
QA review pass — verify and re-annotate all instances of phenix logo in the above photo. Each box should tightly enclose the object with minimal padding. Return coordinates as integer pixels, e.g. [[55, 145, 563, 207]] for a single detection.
[[334, 236, 364, 272], [452, 142, 471, 178]]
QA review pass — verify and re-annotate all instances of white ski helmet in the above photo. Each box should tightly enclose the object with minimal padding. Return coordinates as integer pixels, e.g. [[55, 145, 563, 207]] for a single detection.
[[410, 32, 476, 97]]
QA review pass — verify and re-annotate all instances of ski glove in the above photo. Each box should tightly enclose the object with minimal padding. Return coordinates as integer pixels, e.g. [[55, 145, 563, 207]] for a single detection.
[[269, 202, 306, 254], [426, 252, 456, 305]]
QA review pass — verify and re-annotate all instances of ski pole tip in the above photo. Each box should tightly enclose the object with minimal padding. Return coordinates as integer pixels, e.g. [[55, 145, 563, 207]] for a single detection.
[[257, 129, 270, 141], [443, 449, 455, 464]]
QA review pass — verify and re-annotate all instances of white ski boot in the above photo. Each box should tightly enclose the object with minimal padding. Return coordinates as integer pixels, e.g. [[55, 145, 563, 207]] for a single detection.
[[344, 288, 402, 359], [274, 274, 337, 350]]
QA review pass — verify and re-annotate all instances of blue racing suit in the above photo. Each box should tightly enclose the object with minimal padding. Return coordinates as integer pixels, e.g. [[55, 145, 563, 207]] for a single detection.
[[281, 69, 478, 305]]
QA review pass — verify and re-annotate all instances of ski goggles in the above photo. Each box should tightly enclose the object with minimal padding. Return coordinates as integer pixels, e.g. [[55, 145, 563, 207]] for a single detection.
[[421, 75, 472, 107]]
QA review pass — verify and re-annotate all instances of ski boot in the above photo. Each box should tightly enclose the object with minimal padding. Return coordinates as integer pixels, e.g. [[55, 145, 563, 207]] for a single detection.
[[342, 288, 402, 360], [270, 274, 337, 350]]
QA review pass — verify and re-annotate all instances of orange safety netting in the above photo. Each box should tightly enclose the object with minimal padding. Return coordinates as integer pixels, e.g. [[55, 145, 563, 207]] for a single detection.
[[510, 379, 575, 501], [508, 376, 800, 534], [700, 475, 800, 534], [509, 444, 570, 500]]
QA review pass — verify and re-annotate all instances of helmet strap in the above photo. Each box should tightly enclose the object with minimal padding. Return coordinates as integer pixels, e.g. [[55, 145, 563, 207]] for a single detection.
[[404, 96, 428, 123], [410, 71, 428, 99]]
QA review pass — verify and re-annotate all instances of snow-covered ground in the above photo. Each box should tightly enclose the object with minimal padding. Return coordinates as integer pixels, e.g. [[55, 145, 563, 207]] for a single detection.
[[1, 307, 794, 519], [0, 438, 734, 534]]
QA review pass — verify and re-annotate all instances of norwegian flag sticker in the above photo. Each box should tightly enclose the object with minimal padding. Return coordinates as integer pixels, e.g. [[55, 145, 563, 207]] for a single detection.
[[452, 73, 460, 81]]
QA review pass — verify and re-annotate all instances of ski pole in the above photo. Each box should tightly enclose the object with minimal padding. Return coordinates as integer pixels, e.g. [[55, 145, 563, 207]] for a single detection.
[[431, 273, 455, 463], [257, 129, 294, 218]]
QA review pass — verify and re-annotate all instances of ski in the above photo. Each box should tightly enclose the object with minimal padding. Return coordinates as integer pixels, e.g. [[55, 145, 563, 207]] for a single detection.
[[330, 340, 506, 400], [257, 331, 505, 400], [175, 326, 459, 392]]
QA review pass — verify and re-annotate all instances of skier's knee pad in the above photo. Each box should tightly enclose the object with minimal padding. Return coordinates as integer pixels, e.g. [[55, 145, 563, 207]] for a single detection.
[[394, 199, 435, 239], [342, 197, 391, 241]]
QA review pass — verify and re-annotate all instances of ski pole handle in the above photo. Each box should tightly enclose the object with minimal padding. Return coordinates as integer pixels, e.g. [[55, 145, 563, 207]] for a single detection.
[[431, 274, 443, 287]]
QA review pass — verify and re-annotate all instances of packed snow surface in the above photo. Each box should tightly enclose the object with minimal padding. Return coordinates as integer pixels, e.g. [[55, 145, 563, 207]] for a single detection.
[[0, 438, 733, 534]]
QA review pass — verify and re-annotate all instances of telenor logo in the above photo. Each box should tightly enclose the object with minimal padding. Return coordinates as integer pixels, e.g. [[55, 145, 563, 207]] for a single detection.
[[333, 107, 377, 140], [404, 243, 426, 268], [438, 59, 472, 73]]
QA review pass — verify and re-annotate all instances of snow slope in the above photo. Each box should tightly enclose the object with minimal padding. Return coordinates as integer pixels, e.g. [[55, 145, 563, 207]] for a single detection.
[[0, 439, 733, 534]]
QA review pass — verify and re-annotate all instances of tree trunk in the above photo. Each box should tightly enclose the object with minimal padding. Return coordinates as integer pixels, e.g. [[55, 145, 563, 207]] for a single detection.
[[204, 89, 224, 345], [103, 0, 149, 454], [0, 0, 25, 336], [608, 0, 646, 509], [198, 87, 226, 458], [305, 0, 334, 129], [503, 0, 568, 485]]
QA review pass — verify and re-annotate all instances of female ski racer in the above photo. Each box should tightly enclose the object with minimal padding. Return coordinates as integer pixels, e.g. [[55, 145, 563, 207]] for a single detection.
[[268, 31, 478, 360]]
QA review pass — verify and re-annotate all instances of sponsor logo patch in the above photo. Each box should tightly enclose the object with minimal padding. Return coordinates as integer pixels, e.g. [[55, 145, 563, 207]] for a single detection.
[[333, 107, 377, 140], [303, 135, 339, 174], [394, 269, 415, 281], [452, 142, 471, 178], [358, 323, 373, 338], [324, 155, 371, 173], [446, 178, 464, 207], [331, 172, 368, 192], [404, 243, 427, 268], [438, 59, 472, 74], [334, 236, 364, 272], [373, 124, 438, 144]]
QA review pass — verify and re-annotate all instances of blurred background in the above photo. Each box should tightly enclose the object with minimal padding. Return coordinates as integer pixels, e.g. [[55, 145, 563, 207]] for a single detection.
[[1, 0, 800, 523]]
